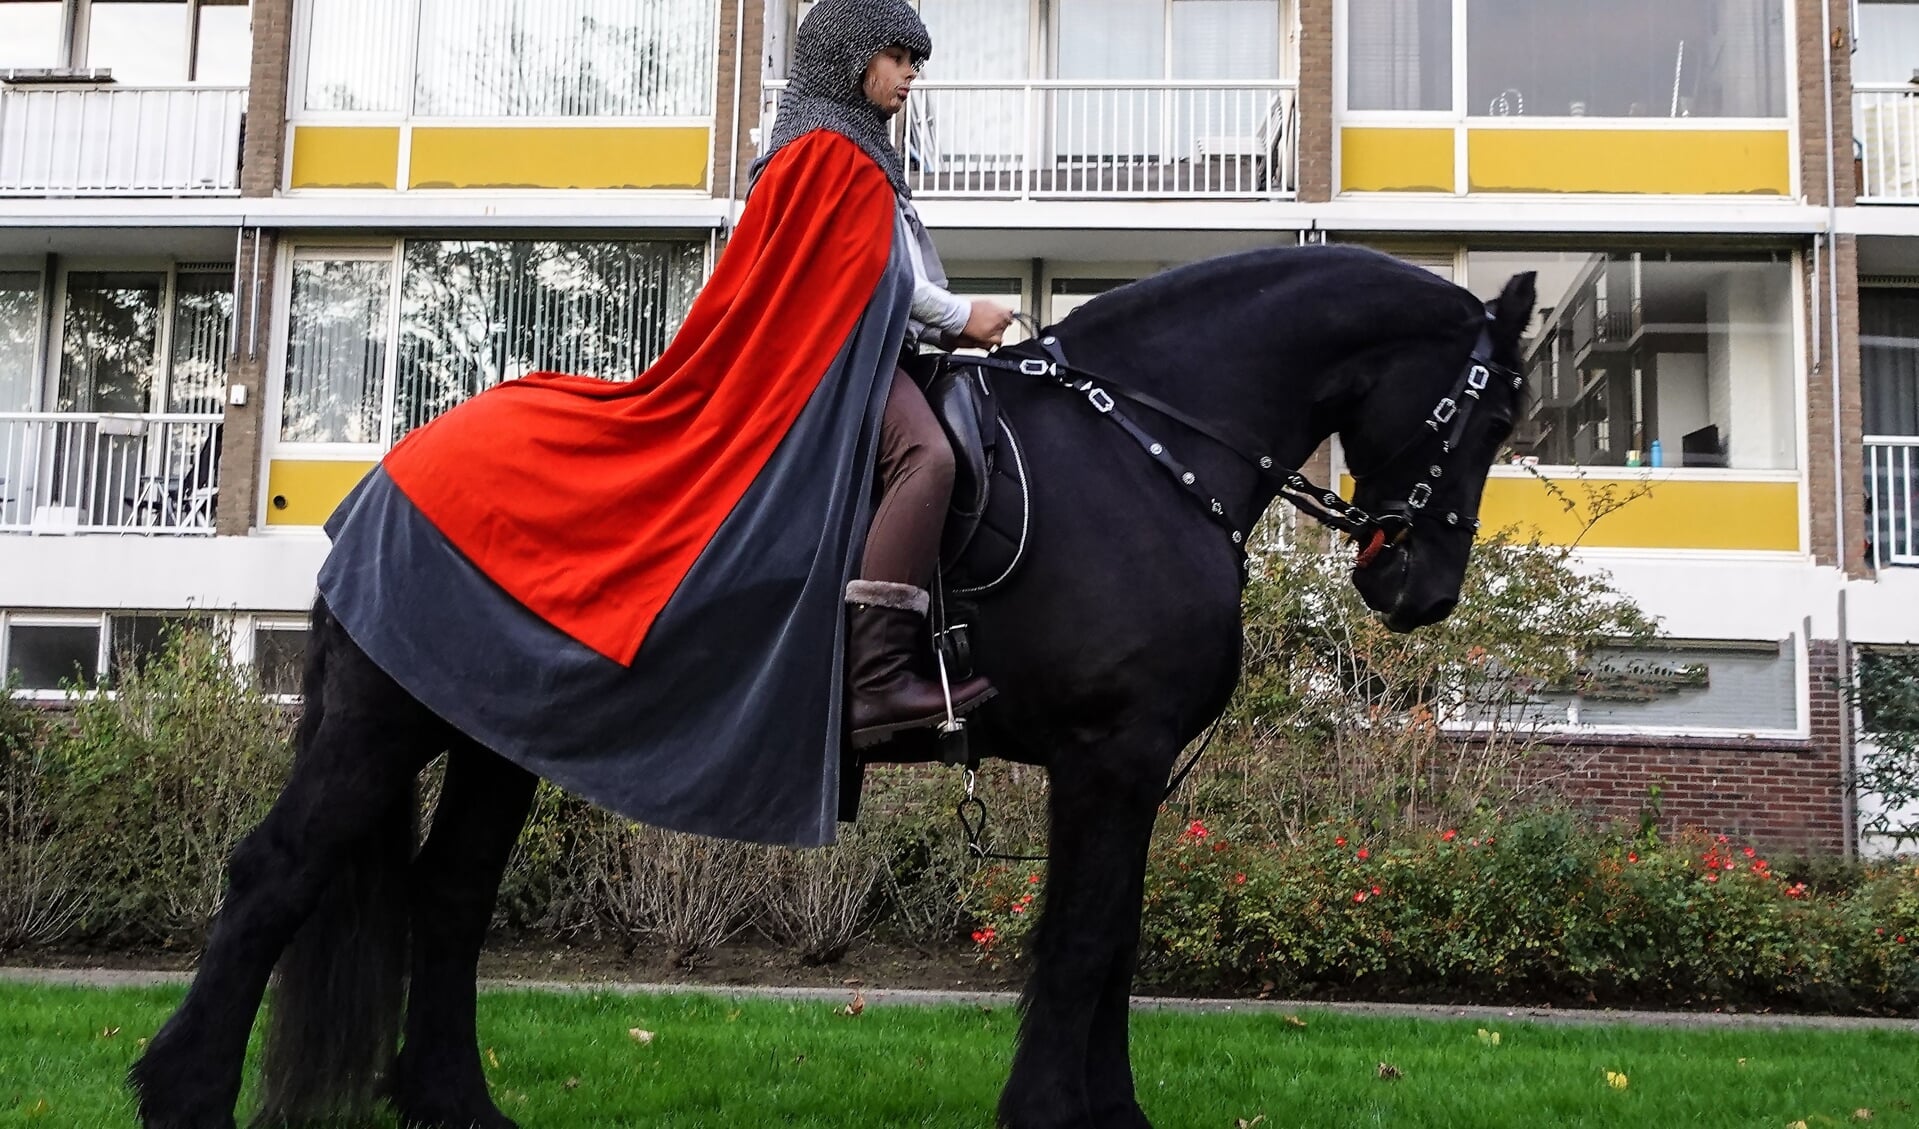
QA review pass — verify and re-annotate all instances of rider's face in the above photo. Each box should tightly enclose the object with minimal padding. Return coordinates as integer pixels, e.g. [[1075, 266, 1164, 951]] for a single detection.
[[862, 46, 917, 116]]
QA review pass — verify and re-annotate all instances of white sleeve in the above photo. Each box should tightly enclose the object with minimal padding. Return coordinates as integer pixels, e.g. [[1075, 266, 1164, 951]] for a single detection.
[[904, 226, 972, 336]]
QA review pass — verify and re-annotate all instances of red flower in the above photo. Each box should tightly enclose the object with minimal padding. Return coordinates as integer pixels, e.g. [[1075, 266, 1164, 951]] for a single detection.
[[1335, 837, 1347, 847], [1899, 936, 1909, 945], [1627, 852, 1639, 863], [1877, 928, 1886, 936], [1742, 847, 1756, 858], [1354, 891, 1368, 903], [1357, 848, 1371, 860], [1182, 820, 1210, 842], [1706, 873, 1720, 884], [972, 927, 997, 946], [1371, 885, 1383, 896], [1786, 882, 1807, 899], [1442, 829, 1458, 842], [1716, 834, 1729, 844], [1011, 905, 1026, 914], [1234, 873, 1247, 886], [1028, 874, 1041, 885]]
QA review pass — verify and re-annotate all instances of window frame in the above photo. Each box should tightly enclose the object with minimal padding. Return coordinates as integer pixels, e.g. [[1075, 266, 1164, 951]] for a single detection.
[[1, 610, 107, 697], [287, 0, 721, 124]]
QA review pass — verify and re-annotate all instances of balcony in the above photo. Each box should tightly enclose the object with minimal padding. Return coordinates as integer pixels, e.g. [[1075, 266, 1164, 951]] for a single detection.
[[0, 84, 245, 196], [765, 80, 1296, 200], [1856, 85, 1919, 202], [1867, 436, 1918, 568], [0, 413, 222, 535]]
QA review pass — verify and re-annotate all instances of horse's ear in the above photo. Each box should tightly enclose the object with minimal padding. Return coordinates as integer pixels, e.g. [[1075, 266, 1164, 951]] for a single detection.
[[1489, 272, 1538, 352]]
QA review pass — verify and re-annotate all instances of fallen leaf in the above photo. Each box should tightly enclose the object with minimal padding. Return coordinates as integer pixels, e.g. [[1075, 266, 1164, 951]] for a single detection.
[[1789, 1121, 1809, 1129], [1738, 1058, 1748, 1068], [1605, 1071, 1629, 1090], [726, 1009, 742, 1023], [27, 1098, 49, 1118], [1284, 1015, 1307, 1029], [1475, 1027, 1502, 1046], [134, 1038, 147, 1050], [1377, 1062, 1402, 1081], [564, 1077, 581, 1091], [1235, 1116, 1267, 1128], [842, 991, 866, 1017], [1853, 1112, 1875, 1122], [485, 1048, 500, 1069], [98, 1026, 120, 1039], [628, 1028, 655, 1045]]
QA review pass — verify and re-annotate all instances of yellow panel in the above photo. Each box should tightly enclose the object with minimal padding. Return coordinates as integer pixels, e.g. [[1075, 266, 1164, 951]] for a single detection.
[[1338, 475, 1800, 551], [265, 460, 377, 527], [408, 126, 711, 190], [1467, 129, 1791, 195], [1340, 128, 1455, 193], [289, 126, 401, 190]]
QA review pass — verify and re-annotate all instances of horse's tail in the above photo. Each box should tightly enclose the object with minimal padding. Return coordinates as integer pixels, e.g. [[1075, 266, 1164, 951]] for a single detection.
[[254, 598, 416, 1126]]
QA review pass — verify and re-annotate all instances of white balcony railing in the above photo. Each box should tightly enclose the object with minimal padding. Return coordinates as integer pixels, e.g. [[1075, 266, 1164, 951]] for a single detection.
[[0, 84, 246, 195], [1855, 85, 1919, 202], [1867, 436, 1919, 568], [0, 413, 222, 534], [765, 79, 1297, 200]]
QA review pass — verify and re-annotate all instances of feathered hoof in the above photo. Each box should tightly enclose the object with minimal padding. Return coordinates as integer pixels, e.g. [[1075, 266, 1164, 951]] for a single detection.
[[395, 1101, 521, 1129], [126, 1041, 238, 1129]]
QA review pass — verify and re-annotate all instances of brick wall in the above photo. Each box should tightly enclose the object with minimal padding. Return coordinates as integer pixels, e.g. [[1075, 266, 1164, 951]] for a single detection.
[[1797, 0, 1855, 209], [1805, 234, 1869, 576], [1295, 0, 1333, 203], [218, 0, 294, 534], [241, 0, 294, 199], [216, 231, 278, 537], [1521, 641, 1848, 854], [712, 0, 765, 202]]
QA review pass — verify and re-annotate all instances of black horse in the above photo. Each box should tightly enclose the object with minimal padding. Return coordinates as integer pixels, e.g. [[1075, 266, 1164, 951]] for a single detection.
[[130, 245, 1536, 1129]]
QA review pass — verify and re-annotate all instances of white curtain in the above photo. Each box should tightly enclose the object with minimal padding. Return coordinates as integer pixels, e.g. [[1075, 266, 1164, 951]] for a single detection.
[[0, 272, 40, 413], [1348, 0, 1451, 111], [1172, 0, 1280, 80], [281, 259, 389, 444], [166, 270, 232, 415]]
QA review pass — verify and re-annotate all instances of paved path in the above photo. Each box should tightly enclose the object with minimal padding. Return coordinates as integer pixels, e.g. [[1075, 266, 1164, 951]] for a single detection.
[[6, 965, 1915, 1032]]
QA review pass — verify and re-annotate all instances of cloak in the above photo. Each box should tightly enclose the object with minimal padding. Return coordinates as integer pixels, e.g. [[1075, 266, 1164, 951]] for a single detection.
[[318, 129, 912, 847]]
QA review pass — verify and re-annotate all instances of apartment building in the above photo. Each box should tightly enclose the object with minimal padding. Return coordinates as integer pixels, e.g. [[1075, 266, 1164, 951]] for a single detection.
[[0, 0, 1910, 852]]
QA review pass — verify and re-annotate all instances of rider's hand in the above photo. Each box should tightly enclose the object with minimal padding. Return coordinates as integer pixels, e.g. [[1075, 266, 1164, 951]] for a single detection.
[[954, 300, 1017, 349]]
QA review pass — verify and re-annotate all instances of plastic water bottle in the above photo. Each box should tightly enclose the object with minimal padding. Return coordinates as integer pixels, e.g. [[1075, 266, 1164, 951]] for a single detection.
[[1649, 440, 1662, 468]]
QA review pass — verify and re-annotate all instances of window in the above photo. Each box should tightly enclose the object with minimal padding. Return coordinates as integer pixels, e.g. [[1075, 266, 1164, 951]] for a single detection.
[[53, 266, 230, 415], [943, 276, 1027, 352], [0, 270, 41, 412], [0, 0, 249, 83], [1049, 277, 1134, 322], [251, 622, 307, 695], [281, 239, 703, 448], [0, 1, 65, 70], [59, 271, 165, 414], [1856, 0, 1919, 85], [1347, 0, 1452, 111], [106, 612, 195, 680], [281, 256, 391, 445], [1345, 0, 1786, 118], [5, 620, 102, 690], [300, 0, 716, 117], [1466, 250, 1796, 471], [1862, 290, 1919, 567]]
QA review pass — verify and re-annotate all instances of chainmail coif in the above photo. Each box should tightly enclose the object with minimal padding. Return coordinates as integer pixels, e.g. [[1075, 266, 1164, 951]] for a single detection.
[[759, 0, 930, 197]]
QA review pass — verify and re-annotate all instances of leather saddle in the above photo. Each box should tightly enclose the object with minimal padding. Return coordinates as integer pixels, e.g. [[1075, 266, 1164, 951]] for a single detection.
[[914, 353, 1030, 596]]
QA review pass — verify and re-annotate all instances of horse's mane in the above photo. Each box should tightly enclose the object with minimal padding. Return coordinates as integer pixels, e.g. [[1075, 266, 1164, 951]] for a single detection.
[[1048, 245, 1469, 340]]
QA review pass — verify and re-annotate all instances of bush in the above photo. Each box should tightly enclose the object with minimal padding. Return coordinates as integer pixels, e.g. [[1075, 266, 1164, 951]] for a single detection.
[[31, 625, 294, 947], [0, 686, 83, 949], [966, 811, 1919, 1012]]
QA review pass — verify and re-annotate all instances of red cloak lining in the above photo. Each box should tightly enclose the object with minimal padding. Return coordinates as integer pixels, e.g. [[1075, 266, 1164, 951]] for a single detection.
[[381, 130, 897, 665]]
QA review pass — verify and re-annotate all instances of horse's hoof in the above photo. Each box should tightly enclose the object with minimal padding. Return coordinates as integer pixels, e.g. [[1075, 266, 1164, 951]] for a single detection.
[[127, 1043, 238, 1129], [396, 1107, 520, 1129]]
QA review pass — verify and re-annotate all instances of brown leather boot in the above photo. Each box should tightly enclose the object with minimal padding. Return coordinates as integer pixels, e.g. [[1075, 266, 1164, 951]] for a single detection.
[[846, 580, 995, 748]]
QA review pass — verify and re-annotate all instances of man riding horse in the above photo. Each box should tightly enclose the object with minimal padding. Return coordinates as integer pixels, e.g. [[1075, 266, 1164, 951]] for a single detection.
[[319, 0, 1008, 847]]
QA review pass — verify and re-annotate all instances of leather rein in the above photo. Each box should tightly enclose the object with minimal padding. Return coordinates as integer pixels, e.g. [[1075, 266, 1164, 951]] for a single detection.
[[963, 311, 1520, 573]]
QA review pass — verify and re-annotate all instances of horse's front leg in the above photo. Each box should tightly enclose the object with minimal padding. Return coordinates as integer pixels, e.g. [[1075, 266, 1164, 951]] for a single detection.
[[998, 739, 1169, 1129]]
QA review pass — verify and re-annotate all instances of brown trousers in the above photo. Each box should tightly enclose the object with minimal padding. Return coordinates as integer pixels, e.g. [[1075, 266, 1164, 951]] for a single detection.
[[861, 367, 955, 590]]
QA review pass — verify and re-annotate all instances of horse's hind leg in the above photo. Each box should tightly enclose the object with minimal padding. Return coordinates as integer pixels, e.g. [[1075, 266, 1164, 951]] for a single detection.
[[999, 742, 1168, 1129], [130, 616, 442, 1129], [391, 739, 536, 1129]]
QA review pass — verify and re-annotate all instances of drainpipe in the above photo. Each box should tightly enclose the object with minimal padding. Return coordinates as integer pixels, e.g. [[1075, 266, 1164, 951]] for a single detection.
[[725, 0, 747, 230], [1837, 595, 1858, 859], [1821, 0, 1847, 575]]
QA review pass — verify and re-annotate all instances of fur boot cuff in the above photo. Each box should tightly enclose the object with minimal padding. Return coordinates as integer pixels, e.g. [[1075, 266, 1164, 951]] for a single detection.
[[845, 580, 930, 615]]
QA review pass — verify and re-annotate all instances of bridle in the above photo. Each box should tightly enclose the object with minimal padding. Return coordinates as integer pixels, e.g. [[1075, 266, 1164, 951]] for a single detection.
[[963, 309, 1521, 574]]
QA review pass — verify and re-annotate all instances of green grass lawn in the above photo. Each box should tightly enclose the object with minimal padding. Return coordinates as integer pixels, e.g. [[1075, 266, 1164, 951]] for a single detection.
[[2, 981, 1916, 1127]]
